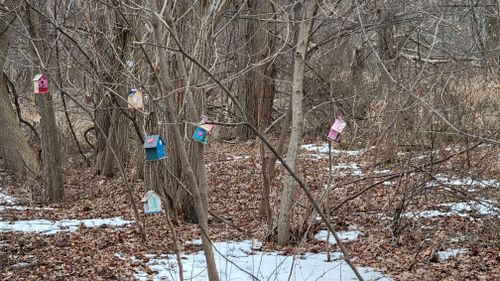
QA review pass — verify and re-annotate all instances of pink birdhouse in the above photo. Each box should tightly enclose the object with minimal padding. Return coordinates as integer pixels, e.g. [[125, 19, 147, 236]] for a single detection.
[[200, 115, 215, 134], [33, 74, 49, 94], [327, 116, 346, 143]]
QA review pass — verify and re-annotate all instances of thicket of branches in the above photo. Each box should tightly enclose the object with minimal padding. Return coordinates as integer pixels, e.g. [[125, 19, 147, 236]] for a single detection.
[[0, 0, 498, 280]]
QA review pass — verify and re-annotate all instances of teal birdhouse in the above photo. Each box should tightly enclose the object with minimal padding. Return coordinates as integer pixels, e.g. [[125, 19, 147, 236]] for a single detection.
[[192, 126, 209, 144], [192, 116, 215, 144], [143, 135, 166, 161], [141, 190, 162, 214]]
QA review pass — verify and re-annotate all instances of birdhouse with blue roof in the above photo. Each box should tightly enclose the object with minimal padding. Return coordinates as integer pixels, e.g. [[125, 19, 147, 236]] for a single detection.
[[33, 74, 49, 94], [141, 190, 162, 214], [143, 135, 166, 161], [192, 116, 215, 145]]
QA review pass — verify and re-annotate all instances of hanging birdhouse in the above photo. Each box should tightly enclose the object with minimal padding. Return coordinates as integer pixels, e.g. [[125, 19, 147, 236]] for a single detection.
[[192, 115, 215, 144], [143, 135, 166, 161], [128, 88, 144, 110], [192, 126, 209, 144], [327, 116, 347, 143], [33, 74, 49, 94], [141, 190, 162, 214]]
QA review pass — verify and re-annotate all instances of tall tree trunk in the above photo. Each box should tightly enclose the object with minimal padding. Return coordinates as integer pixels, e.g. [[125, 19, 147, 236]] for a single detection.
[[0, 5, 40, 176], [27, 1, 64, 202], [93, 2, 130, 177], [238, 0, 276, 140], [276, 0, 316, 246], [152, 1, 220, 280]]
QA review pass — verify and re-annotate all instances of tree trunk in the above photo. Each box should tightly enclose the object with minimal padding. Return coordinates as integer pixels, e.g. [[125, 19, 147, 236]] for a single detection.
[[152, 1, 220, 280], [93, 2, 130, 177], [238, 0, 276, 140], [27, 1, 64, 202], [0, 6, 40, 176], [276, 0, 316, 246]]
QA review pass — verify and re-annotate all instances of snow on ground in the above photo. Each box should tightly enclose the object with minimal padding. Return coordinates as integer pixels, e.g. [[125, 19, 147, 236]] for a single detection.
[[314, 230, 363, 244], [0, 192, 17, 205], [301, 144, 361, 157], [226, 155, 251, 161], [0, 205, 57, 212], [404, 200, 500, 219], [332, 163, 364, 176], [426, 175, 500, 189], [133, 240, 392, 281], [0, 191, 133, 234], [436, 248, 469, 261], [0, 217, 133, 235]]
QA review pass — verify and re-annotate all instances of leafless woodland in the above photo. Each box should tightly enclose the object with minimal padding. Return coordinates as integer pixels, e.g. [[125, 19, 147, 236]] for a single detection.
[[0, 0, 499, 280]]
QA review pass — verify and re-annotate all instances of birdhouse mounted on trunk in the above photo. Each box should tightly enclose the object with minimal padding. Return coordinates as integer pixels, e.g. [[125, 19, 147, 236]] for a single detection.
[[33, 74, 49, 94], [128, 88, 144, 110], [143, 135, 166, 161], [327, 116, 346, 143], [192, 115, 215, 145], [141, 190, 162, 214]]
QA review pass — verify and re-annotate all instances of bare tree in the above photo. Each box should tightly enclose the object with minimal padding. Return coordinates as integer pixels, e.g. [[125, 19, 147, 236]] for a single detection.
[[276, 0, 317, 246], [26, 0, 64, 202], [0, 1, 40, 176]]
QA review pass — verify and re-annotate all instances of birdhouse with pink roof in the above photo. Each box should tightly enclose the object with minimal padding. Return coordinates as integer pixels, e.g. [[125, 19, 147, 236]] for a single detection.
[[192, 115, 215, 145], [327, 116, 346, 143], [33, 74, 49, 94]]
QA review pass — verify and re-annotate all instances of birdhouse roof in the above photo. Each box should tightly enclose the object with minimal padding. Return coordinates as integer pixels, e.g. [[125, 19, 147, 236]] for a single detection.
[[33, 74, 46, 81], [143, 135, 165, 149], [200, 124, 215, 133], [129, 88, 142, 96], [141, 190, 160, 203]]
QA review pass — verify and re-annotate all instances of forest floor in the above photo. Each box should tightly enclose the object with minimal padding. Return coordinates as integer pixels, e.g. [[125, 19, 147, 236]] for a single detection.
[[0, 140, 499, 280]]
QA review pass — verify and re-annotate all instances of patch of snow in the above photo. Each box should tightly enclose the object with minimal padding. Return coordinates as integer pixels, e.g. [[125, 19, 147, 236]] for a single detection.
[[374, 169, 391, 174], [404, 200, 500, 219], [10, 255, 38, 269], [314, 230, 363, 244], [436, 248, 469, 261], [426, 175, 500, 189], [301, 144, 361, 157], [186, 239, 203, 246], [0, 217, 133, 234], [443, 201, 500, 216], [133, 240, 392, 281], [227, 156, 251, 160], [0, 192, 17, 205], [332, 163, 363, 176], [0, 206, 57, 212]]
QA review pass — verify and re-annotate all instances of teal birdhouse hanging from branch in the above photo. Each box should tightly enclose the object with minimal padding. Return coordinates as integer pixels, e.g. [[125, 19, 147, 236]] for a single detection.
[[192, 115, 215, 144], [143, 135, 166, 161], [141, 190, 162, 214]]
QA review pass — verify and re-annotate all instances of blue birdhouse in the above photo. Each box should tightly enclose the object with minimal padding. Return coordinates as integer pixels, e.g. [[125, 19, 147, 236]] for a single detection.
[[141, 190, 162, 214], [143, 135, 166, 161], [192, 126, 208, 144]]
